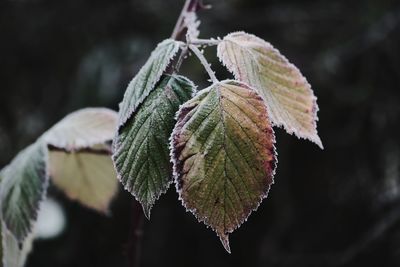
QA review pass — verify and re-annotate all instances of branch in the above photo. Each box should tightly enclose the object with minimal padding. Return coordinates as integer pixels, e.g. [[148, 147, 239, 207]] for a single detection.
[[171, 0, 210, 41], [168, 0, 211, 73]]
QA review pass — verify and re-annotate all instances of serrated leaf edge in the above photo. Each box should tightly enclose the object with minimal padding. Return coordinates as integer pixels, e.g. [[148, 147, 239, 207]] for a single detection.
[[0, 141, 50, 243], [117, 39, 181, 128], [217, 31, 323, 149], [113, 75, 197, 219], [169, 79, 278, 253]]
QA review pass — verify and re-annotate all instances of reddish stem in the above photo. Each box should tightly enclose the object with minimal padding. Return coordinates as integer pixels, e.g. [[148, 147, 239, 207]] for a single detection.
[[171, 0, 206, 41]]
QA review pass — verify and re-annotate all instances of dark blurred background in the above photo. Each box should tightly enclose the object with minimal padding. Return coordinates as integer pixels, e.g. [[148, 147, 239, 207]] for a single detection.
[[1, 0, 400, 266]]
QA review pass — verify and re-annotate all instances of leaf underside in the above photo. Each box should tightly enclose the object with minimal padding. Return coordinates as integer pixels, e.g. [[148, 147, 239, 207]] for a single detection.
[[48, 149, 118, 213], [171, 80, 276, 252], [217, 31, 322, 148], [0, 142, 48, 242], [113, 75, 195, 218], [118, 39, 181, 128], [42, 108, 119, 213]]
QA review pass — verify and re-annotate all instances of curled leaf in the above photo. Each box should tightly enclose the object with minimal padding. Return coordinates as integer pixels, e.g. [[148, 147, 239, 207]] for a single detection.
[[171, 80, 276, 252], [42, 108, 118, 151], [217, 31, 322, 148], [113, 75, 195, 218], [42, 108, 119, 213]]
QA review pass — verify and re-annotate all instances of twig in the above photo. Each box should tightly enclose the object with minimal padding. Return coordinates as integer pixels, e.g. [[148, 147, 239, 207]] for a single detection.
[[171, 0, 202, 40], [174, 45, 189, 72], [190, 38, 220, 46], [167, 0, 203, 74], [189, 44, 218, 83]]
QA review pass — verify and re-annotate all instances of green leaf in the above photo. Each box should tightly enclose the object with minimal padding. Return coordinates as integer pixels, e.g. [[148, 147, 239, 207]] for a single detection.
[[42, 108, 118, 151], [118, 39, 181, 128], [48, 148, 118, 214], [113, 75, 195, 218], [0, 142, 48, 242], [171, 80, 276, 252], [217, 32, 323, 148], [1, 222, 34, 267]]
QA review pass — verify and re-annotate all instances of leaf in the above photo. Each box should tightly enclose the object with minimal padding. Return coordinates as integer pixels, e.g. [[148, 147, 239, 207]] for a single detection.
[[48, 148, 118, 213], [0, 142, 49, 242], [118, 39, 181, 128], [0, 222, 2, 267], [42, 108, 119, 213], [171, 80, 276, 252], [42, 108, 118, 151], [1, 222, 34, 267], [217, 32, 323, 148], [113, 75, 195, 218]]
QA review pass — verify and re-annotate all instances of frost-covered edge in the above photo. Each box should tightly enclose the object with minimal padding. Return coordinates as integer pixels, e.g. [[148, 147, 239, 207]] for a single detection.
[[117, 39, 182, 128], [112, 74, 196, 219], [217, 31, 323, 149], [0, 141, 50, 243], [42, 107, 118, 151], [169, 79, 278, 253]]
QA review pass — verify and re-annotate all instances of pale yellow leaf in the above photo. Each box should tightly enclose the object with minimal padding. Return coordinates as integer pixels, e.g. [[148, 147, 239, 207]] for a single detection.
[[218, 32, 323, 148], [48, 150, 118, 213]]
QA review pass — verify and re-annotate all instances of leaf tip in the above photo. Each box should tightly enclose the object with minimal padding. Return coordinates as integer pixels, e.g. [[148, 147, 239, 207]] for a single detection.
[[219, 233, 231, 253], [142, 203, 152, 220], [313, 135, 324, 150]]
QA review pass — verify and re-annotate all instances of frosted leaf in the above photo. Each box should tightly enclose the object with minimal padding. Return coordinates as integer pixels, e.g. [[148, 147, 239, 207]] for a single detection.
[[113, 75, 195, 218], [171, 80, 276, 252], [217, 32, 323, 148], [0, 142, 49, 242], [42, 108, 117, 151], [1, 222, 34, 267], [41, 108, 119, 213], [0, 107, 118, 264], [118, 39, 181, 127]]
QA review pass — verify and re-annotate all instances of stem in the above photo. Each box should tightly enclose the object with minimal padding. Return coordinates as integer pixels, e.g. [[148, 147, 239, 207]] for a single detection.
[[127, 3, 207, 266], [174, 45, 189, 72], [171, 0, 201, 40], [127, 201, 145, 267], [168, 0, 210, 74], [190, 38, 220, 46], [189, 44, 218, 83]]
